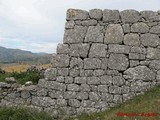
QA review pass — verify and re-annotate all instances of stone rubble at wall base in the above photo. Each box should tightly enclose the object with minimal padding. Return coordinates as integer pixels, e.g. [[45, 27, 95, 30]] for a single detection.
[[1, 9, 160, 118]]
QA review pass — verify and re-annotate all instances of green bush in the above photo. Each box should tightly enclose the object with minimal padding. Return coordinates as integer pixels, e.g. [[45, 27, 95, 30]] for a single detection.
[[0, 107, 54, 120], [0, 71, 44, 84]]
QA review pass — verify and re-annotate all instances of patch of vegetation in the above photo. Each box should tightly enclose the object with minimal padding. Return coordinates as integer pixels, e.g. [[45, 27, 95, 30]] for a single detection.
[[0, 71, 44, 84], [0, 107, 54, 120], [66, 85, 160, 120]]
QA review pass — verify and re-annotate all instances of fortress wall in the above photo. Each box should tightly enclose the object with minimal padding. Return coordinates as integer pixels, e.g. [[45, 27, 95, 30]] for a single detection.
[[1, 9, 160, 118]]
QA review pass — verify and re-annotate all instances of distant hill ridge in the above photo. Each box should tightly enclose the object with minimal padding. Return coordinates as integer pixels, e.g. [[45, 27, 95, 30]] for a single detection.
[[0, 46, 52, 64]]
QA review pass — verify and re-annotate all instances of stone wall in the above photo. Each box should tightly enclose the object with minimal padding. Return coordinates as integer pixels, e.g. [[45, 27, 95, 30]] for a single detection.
[[1, 9, 160, 118]]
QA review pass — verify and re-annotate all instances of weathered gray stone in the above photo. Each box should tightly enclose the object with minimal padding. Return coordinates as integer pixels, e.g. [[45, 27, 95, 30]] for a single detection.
[[65, 20, 75, 29], [84, 58, 101, 69], [68, 99, 80, 108], [93, 70, 104, 76], [5, 77, 16, 84], [89, 9, 102, 20], [80, 84, 91, 92], [101, 75, 112, 85], [36, 88, 48, 96], [0, 82, 11, 88], [56, 76, 65, 83], [32, 97, 56, 107], [87, 77, 100, 85], [95, 100, 108, 109], [141, 11, 158, 21], [81, 100, 95, 107], [44, 68, 57, 80], [101, 58, 108, 70], [101, 93, 113, 102], [70, 57, 83, 69], [130, 60, 139, 67], [124, 66, 156, 81], [120, 10, 140, 23], [107, 70, 121, 76], [122, 24, 130, 33], [124, 33, 140, 46], [49, 91, 63, 99], [57, 68, 68, 76], [149, 60, 160, 70], [104, 24, 124, 44], [147, 47, 160, 59], [98, 85, 108, 92], [113, 76, 125, 86], [121, 86, 130, 94], [74, 77, 87, 84], [64, 26, 87, 43], [76, 92, 88, 100], [150, 25, 160, 34], [113, 95, 123, 103], [90, 85, 98, 92], [141, 33, 160, 47], [129, 53, 145, 60], [67, 84, 79, 91], [56, 99, 67, 107], [84, 25, 104, 43], [89, 92, 100, 101], [56, 44, 69, 54], [80, 20, 98, 26], [108, 44, 130, 54], [64, 92, 76, 99], [89, 43, 107, 57], [21, 91, 30, 99], [65, 77, 74, 83], [69, 68, 80, 77], [157, 70, 160, 80], [54, 54, 70, 67], [131, 47, 146, 54], [69, 44, 90, 58], [66, 9, 89, 20], [103, 9, 120, 22], [109, 86, 121, 94], [108, 54, 129, 71], [80, 70, 93, 77], [131, 22, 149, 33], [123, 93, 135, 102]]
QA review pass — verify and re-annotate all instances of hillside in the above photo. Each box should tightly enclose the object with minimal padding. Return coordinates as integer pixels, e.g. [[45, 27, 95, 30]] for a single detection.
[[0, 46, 52, 64]]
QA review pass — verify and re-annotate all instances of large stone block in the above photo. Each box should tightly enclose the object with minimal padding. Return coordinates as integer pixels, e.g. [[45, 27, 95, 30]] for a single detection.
[[89, 9, 103, 20], [150, 25, 160, 34], [104, 24, 124, 44], [54, 54, 70, 67], [56, 44, 69, 54], [89, 92, 100, 101], [147, 47, 160, 59], [103, 9, 120, 22], [67, 84, 80, 91], [68, 99, 80, 108], [44, 68, 57, 80], [108, 44, 130, 54], [57, 68, 68, 76], [84, 25, 104, 43], [74, 77, 87, 84], [64, 26, 87, 43], [129, 53, 145, 60], [108, 54, 129, 71], [109, 86, 121, 94], [69, 44, 90, 58], [124, 66, 156, 81], [76, 92, 88, 100], [149, 60, 160, 70], [130, 47, 146, 54], [112, 76, 125, 86], [98, 85, 108, 92], [70, 57, 83, 69], [87, 77, 100, 85], [84, 58, 101, 69], [124, 33, 140, 46], [120, 10, 140, 23], [141, 11, 158, 21], [141, 33, 160, 47], [89, 43, 107, 57], [100, 75, 112, 85], [66, 9, 89, 20], [131, 22, 149, 33]]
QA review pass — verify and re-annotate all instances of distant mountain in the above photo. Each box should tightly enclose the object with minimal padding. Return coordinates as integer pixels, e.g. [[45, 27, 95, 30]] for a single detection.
[[0, 46, 52, 64]]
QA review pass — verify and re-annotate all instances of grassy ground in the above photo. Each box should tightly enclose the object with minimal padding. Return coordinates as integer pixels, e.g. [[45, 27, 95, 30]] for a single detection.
[[0, 107, 54, 120], [1, 63, 51, 73], [66, 85, 160, 120]]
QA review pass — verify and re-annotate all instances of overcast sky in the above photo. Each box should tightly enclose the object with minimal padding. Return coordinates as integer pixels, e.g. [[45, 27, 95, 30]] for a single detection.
[[0, 0, 160, 53]]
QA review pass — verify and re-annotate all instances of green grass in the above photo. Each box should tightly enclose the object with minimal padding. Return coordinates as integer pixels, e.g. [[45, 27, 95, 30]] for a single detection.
[[0, 107, 54, 120], [0, 71, 44, 84], [66, 85, 160, 120]]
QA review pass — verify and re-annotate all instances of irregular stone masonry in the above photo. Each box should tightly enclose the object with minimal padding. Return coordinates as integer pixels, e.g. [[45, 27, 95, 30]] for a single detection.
[[1, 9, 160, 118]]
